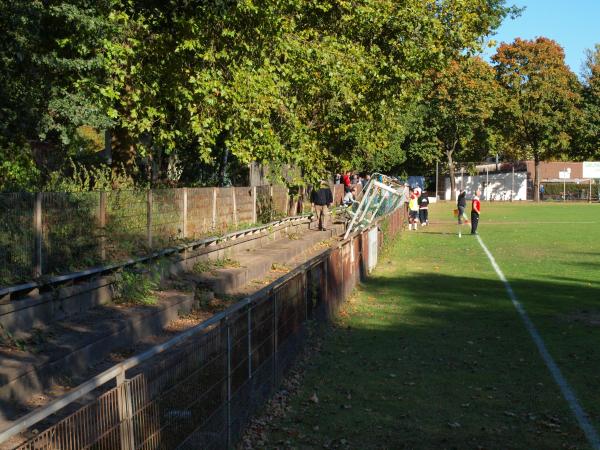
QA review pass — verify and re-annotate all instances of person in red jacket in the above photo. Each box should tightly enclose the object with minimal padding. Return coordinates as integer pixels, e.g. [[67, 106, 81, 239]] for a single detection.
[[342, 171, 351, 193], [471, 189, 481, 235]]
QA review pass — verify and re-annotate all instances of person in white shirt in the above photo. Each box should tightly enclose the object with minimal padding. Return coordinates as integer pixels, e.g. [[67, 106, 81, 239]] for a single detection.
[[342, 187, 356, 206]]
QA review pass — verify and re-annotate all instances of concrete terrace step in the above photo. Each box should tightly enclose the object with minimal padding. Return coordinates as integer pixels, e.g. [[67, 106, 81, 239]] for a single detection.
[[0, 220, 345, 432], [196, 224, 344, 295], [0, 290, 193, 422]]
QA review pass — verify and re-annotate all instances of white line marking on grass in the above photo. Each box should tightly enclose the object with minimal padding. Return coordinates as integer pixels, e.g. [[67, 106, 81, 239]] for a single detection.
[[476, 235, 600, 450]]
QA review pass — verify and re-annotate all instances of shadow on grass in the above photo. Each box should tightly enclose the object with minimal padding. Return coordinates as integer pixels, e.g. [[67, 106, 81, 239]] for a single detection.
[[268, 272, 599, 449]]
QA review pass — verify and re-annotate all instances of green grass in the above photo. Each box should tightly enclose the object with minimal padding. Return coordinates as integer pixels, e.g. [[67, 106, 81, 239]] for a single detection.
[[263, 201, 600, 449]]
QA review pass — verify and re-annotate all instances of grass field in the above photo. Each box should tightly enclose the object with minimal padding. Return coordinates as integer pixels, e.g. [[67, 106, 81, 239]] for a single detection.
[[261, 202, 600, 449]]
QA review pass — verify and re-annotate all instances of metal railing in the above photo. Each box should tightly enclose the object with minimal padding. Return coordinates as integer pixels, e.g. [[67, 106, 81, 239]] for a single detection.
[[0, 207, 405, 449]]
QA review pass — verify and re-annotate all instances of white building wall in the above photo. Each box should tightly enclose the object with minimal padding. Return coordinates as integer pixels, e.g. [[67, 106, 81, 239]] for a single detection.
[[444, 172, 528, 201]]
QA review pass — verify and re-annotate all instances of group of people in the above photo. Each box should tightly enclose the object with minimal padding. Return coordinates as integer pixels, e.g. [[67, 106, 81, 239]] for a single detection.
[[457, 189, 481, 235], [310, 174, 482, 236], [335, 171, 370, 192], [406, 185, 429, 230]]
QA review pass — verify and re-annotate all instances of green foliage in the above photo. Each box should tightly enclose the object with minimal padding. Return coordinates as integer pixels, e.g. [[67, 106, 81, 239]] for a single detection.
[[1, 0, 515, 189], [492, 37, 582, 200], [0, 140, 40, 192], [0, 323, 27, 351], [44, 160, 135, 192], [578, 44, 600, 159], [113, 269, 158, 305], [193, 258, 241, 274], [407, 57, 502, 198]]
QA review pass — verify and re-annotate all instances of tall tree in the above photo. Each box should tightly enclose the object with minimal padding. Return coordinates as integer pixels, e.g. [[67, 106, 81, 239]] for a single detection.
[[579, 44, 600, 158], [408, 57, 502, 199], [492, 37, 581, 201], [1, 0, 515, 189]]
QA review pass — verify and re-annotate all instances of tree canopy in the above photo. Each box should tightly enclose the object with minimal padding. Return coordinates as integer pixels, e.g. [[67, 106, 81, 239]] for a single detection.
[[492, 37, 581, 200], [0, 0, 516, 190]]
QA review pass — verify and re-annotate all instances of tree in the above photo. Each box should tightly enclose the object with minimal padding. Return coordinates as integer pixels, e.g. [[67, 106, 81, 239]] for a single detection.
[[579, 44, 600, 158], [408, 57, 502, 199], [0, 0, 515, 189], [492, 37, 581, 201]]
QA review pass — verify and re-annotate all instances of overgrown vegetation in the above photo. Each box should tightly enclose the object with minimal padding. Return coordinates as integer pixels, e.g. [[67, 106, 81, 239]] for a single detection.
[[113, 269, 159, 305], [193, 258, 241, 274]]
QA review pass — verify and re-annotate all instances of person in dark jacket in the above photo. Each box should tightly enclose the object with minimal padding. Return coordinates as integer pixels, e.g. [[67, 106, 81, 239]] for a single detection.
[[311, 181, 333, 231], [457, 190, 468, 224], [418, 191, 429, 226]]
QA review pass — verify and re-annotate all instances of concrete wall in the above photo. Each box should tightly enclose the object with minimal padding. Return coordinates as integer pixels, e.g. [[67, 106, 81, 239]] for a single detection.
[[445, 172, 528, 201]]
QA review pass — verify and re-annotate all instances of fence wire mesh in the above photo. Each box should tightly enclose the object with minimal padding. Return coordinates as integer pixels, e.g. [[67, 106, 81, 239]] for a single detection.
[[0, 193, 34, 285], [1, 185, 289, 288], [11, 207, 405, 450]]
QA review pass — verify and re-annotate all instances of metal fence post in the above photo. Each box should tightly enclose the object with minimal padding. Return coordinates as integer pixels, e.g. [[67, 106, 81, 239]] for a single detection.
[[212, 187, 217, 230], [589, 179, 592, 203], [146, 190, 153, 248], [116, 370, 135, 450], [226, 318, 232, 448], [98, 192, 107, 260], [248, 306, 252, 380], [33, 192, 42, 278], [252, 186, 257, 224], [272, 292, 278, 385], [182, 188, 188, 238]]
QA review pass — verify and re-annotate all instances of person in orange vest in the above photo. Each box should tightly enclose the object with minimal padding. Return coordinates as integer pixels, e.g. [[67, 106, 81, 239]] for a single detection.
[[408, 187, 420, 230], [471, 189, 481, 235]]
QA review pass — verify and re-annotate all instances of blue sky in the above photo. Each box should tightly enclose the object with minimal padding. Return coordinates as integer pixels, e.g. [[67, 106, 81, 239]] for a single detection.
[[482, 0, 600, 75]]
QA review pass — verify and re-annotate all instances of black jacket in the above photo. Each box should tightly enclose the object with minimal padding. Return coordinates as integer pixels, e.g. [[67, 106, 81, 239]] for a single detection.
[[311, 186, 333, 206], [457, 192, 466, 208]]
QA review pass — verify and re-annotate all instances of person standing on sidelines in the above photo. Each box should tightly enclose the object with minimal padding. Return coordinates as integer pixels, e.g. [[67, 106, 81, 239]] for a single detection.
[[342, 171, 351, 193], [310, 180, 333, 231], [471, 189, 481, 235], [418, 190, 429, 226], [457, 190, 467, 224], [408, 187, 420, 230]]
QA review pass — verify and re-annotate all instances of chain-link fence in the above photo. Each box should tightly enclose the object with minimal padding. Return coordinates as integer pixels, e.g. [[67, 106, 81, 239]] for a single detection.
[[0, 193, 35, 286], [8, 207, 405, 450], [0, 185, 291, 288]]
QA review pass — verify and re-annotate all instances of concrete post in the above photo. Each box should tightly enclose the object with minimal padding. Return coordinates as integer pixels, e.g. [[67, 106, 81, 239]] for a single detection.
[[33, 193, 43, 278], [269, 185, 274, 221], [252, 186, 257, 224], [146, 190, 153, 248], [182, 188, 188, 238], [232, 188, 238, 227], [212, 187, 217, 230]]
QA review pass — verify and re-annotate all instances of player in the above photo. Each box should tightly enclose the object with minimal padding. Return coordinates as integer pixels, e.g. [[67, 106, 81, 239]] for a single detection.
[[471, 189, 481, 235]]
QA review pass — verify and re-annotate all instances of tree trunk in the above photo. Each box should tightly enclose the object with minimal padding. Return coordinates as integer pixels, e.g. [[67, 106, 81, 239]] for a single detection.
[[447, 149, 456, 201], [534, 153, 540, 202]]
